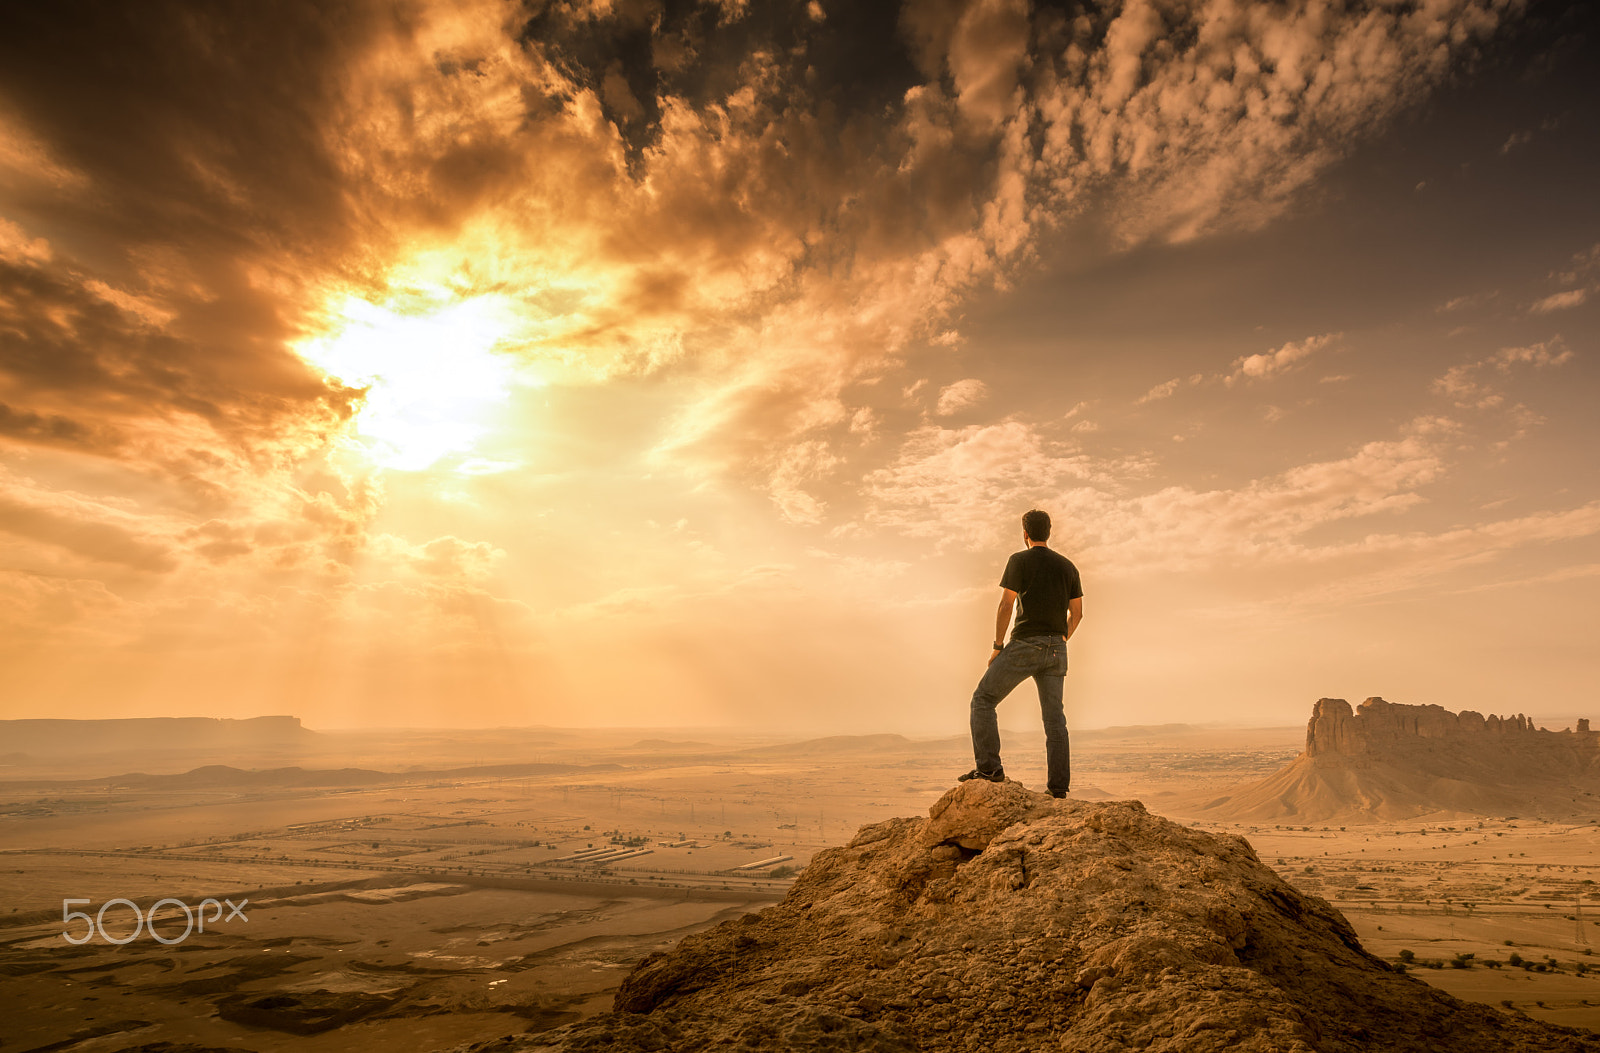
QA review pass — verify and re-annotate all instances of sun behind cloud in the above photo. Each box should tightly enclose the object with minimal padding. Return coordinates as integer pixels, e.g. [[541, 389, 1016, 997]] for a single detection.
[[295, 288, 534, 472]]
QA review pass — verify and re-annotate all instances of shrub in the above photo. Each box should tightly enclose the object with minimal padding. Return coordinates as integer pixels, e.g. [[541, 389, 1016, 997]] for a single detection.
[[1398, 949, 1415, 963]]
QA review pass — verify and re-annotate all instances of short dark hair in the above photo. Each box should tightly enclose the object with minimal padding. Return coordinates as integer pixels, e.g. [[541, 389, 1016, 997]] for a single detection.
[[1022, 509, 1051, 542]]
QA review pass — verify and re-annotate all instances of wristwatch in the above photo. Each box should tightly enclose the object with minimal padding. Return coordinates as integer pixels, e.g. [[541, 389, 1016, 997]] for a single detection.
[[992, 641, 1004, 650]]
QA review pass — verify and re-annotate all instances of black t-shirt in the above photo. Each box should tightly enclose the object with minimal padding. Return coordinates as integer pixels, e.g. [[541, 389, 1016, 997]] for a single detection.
[[1000, 546, 1083, 639]]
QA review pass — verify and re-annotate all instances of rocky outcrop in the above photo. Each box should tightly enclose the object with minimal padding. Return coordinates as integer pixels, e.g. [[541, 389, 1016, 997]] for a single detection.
[[450, 781, 1597, 1053], [1205, 697, 1600, 821], [1305, 697, 1547, 759]]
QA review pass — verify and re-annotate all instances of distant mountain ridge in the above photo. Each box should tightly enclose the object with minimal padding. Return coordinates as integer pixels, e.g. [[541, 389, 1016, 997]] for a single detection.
[[0, 715, 313, 756], [1200, 697, 1600, 821], [0, 760, 619, 791], [734, 733, 917, 758]]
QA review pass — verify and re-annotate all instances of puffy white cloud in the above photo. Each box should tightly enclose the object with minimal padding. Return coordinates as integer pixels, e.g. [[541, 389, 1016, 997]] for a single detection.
[[861, 420, 1146, 549], [860, 413, 1465, 575], [768, 439, 841, 524], [1030, 0, 1516, 246], [1226, 333, 1338, 385], [1068, 421, 1454, 574], [1432, 337, 1574, 408], [936, 377, 990, 415], [1136, 377, 1181, 404], [1530, 288, 1589, 313], [1493, 340, 1575, 370]]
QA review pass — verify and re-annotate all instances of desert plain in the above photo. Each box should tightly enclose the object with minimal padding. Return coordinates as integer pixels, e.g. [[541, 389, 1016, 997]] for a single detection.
[[2, 716, 1598, 1050]]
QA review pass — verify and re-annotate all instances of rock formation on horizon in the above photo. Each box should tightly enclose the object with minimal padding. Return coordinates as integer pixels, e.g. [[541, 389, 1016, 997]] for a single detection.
[[449, 780, 1595, 1053], [1305, 697, 1557, 758], [1204, 696, 1600, 821], [0, 715, 314, 756]]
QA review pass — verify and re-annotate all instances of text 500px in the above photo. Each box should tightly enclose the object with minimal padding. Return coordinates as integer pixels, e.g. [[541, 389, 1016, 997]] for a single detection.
[[61, 897, 248, 945]]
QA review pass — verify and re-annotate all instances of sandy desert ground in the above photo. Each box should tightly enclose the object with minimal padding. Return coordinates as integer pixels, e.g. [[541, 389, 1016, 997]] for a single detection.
[[2, 720, 1597, 1049]]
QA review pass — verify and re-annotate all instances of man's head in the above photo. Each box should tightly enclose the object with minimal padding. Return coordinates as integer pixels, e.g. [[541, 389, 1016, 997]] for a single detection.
[[1022, 509, 1051, 543]]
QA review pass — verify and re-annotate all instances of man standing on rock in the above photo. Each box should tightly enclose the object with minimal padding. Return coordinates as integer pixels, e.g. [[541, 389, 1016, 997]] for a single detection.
[[959, 509, 1083, 798]]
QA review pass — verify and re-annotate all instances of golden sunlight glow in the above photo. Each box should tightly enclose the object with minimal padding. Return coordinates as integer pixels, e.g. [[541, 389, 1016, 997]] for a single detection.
[[297, 291, 527, 471]]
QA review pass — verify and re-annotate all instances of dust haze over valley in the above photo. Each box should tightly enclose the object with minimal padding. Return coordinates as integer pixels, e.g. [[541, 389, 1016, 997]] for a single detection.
[[6, 702, 1600, 1051]]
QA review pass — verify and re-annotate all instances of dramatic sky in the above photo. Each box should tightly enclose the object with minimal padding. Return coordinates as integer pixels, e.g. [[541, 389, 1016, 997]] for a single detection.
[[1, 0, 1595, 733]]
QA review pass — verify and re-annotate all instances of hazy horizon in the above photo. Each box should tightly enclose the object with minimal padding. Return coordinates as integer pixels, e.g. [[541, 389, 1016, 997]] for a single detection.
[[6, 706, 1598, 742], [2, 1, 1597, 735]]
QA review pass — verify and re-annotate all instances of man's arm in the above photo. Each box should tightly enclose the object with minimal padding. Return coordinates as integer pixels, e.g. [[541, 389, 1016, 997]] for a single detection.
[[1066, 595, 1083, 640], [991, 588, 1017, 663]]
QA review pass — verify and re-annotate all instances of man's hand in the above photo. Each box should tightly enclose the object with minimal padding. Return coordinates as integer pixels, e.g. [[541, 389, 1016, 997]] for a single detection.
[[993, 589, 1016, 661], [987, 647, 1002, 667]]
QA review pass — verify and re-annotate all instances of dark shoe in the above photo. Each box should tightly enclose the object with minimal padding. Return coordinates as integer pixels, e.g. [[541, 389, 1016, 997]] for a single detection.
[[1049, 790, 1068, 799], [958, 768, 1005, 783]]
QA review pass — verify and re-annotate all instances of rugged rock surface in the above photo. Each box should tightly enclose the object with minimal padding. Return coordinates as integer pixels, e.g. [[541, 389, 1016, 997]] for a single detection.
[[449, 780, 1597, 1053], [1306, 697, 1561, 758], [1205, 697, 1600, 821]]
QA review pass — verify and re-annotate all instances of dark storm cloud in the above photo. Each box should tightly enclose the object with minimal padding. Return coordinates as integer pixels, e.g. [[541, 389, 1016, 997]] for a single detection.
[[0, 0, 1540, 451], [0, 251, 355, 478], [0, 0, 370, 263], [0, 401, 113, 451], [519, 0, 925, 163], [0, 0, 1542, 552], [0, 1, 378, 512]]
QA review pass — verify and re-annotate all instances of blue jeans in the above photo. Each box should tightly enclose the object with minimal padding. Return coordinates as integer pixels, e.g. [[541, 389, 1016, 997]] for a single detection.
[[970, 634, 1070, 794]]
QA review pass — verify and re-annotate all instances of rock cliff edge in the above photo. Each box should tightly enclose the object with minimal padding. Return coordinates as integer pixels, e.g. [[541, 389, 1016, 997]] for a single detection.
[[453, 780, 1597, 1053], [1204, 697, 1600, 821]]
